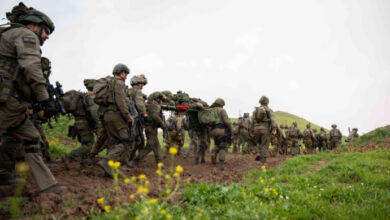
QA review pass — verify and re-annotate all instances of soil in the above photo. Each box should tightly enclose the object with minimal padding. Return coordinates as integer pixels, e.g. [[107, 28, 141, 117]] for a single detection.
[[0, 153, 291, 219]]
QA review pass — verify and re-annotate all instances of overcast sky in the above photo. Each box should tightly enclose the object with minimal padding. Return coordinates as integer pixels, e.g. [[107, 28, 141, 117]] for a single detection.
[[1, 0, 389, 134]]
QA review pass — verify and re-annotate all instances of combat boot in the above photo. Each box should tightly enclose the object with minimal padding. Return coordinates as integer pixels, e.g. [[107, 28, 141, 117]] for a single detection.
[[200, 158, 206, 164], [97, 159, 113, 178], [40, 185, 68, 195]]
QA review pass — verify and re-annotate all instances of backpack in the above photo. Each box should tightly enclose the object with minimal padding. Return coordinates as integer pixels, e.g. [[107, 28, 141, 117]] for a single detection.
[[197, 107, 221, 125], [320, 132, 327, 140], [62, 90, 82, 113], [93, 76, 114, 106]]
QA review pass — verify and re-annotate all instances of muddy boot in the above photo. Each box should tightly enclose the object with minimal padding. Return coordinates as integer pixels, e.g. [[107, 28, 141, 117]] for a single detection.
[[255, 154, 261, 161], [97, 159, 113, 178], [40, 185, 68, 195], [219, 161, 225, 171], [200, 159, 206, 164], [61, 156, 70, 170]]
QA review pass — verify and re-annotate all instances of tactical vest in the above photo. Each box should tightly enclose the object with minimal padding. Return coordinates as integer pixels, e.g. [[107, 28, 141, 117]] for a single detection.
[[303, 129, 312, 139], [289, 127, 299, 138], [253, 106, 270, 127], [330, 129, 341, 138]]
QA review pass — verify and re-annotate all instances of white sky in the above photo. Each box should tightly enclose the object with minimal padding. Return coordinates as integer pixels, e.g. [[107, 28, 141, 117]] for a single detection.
[[1, 0, 390, 134]]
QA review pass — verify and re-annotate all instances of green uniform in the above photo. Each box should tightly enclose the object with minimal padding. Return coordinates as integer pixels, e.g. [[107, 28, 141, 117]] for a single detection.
[[239, 116, 255, 154], [231, 123, 240, 153], [165, 113, 185, 156], [317, 129, 328, 151], [63, 93, 99, 167], [328, 127, 342, 150], [251, 105, 275, 163], [303, 128, 316, 154], [287, 125, 302, 156], [0, 26, 57, 190], [136, 99, 164, 164], [102, 77, 132, 163]]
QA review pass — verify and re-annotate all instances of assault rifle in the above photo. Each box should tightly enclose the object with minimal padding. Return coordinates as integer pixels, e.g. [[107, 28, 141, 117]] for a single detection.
[[128, 100, 138, 142]]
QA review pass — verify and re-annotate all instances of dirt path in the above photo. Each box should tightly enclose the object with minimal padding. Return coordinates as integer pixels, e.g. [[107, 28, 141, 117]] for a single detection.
[[0, 153, 291, 219]]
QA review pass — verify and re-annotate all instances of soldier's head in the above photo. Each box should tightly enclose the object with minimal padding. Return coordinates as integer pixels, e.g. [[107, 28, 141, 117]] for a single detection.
[[243, 113, 249, 118], [212, 98, 225, 107], [19, 8, 55, 45], [320, 127, 325, 131], [149, 91, 165, 103], [130, 74, 148, 89], [112, 63, 130, 80], [331, 124, 337, 129], [41, 57, 51, 79], [313, 129, 317, 133], [292, 122, 297, 127], [84, 79, 96, 92], [306, 123, 311, 128], [259, 96, 269, 106], [353, 128, 358, 131]]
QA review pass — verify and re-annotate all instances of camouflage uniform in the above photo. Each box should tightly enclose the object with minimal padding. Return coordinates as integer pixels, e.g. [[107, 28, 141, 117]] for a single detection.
[[208, 98, 232, 170], [0, 11, 60, 191], [346, 128, 359, 142], [303, 124, 316, 154], [251, 96, 276, 164], [287, 122, 302, 156], [239, 113, 255, 154], [165, 113, 185, 156], [312, 129, 318, 152], [317, 128, 328, 152], [231, 122, 240, 153], [328, 124, 342, 150], [135, 92, 165, 164]]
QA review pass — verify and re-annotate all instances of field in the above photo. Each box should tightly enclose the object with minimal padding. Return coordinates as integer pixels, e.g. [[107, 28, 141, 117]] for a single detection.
[[0, 116, 389, 219]]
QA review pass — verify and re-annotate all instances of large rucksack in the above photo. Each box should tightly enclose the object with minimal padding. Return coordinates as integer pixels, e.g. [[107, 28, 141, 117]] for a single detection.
[[197, 107, 221, 126], [93, 76, 114, 106], [62, 90, 82, 113]]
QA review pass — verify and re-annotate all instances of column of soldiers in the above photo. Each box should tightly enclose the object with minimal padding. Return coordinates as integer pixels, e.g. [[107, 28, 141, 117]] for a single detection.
[[0, 3, 358, 195]]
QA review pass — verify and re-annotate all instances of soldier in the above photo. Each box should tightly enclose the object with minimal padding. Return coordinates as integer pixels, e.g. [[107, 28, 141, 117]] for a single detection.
[[251, 96, 276, 164], [239, 113, 254, 154], [0, 4, 66, 194], [287, 122, 302, 156], [61, 79, 99, 169], [269, 125, 281, 157], [134, 92, 165, 165], [346, 128, 359, 142], [165, 112, 186, 156], [328, 124, 342, 150], [317, 127, 328, 152], [97, 64, 133, 178], [312, 128, 318, 153], [127, 74, 148, 162], [231, 122, 240, 153], [303, 123, 316, 154], [208, 98, 233, 170]]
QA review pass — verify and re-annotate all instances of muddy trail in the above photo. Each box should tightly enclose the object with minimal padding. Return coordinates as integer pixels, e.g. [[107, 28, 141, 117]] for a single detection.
[[0, 153, 291, 219]]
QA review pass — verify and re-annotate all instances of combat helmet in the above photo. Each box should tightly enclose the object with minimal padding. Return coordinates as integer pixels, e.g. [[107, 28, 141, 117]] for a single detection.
[[353, 128, 358, 131], [331, 124, 337, 128], [84, 79, 96, 91], [292, 122, 297, 127], [19, 9, 55, 34], [112, 63, 130, 75], [130, 74, 148, 86], [306, 123, 311, 128], [213, 98, 225, 107], [320, 127, 325, 131], [148, 91, 165, 102], [259, 96, 269, 105], [243, 113, 249, 118]]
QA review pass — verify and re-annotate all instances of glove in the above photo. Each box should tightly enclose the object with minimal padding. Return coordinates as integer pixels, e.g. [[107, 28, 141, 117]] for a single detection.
[[40, 99, 57, 118]]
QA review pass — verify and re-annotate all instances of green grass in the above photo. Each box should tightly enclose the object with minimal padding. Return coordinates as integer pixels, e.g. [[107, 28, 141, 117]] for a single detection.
[[358, 126, 389, 145]]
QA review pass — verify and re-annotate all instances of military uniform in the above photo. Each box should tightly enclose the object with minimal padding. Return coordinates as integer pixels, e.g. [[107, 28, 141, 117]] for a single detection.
[[287, 122, 302, 156], [346, 128, 359, 142], [303, 124, 316, 154], [231, 122, 240, 153], [328, 125, 342, 150], [0, 23, 58, 190], [251, 96, 275, 164], [208, 98, 232, 170], [135, 92, 164, 164], [239, 113, 255, 154], [317, 128, 328, 152], [165, 113, 185, 156]]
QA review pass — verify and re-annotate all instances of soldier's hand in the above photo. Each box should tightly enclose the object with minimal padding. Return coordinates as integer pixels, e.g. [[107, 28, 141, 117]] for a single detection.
[[128, 118, 134, 125], [271, 129, 277, 135], [40, 99, 57, 118]]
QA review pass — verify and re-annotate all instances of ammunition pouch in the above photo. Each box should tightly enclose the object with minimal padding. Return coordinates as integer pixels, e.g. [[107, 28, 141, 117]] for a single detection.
[[0, 78, 15, 103]]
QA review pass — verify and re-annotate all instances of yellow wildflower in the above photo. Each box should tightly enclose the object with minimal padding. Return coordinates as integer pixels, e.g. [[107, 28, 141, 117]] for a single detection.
[[145, 180, 150, 185], [166, 214, 172, 219], [185, 179, 191, 185], [176, 165, 184, 173], [259, 177, 264, 184], [264, 188, 269, 193], [169, 147, 177, 155], [156, 169, 163, 176], [135, 216, 140, 220], [174, 172, 179, 178], [130, 194, 135, 200], [97, 197, 105, 204], [108, 160, 115, 167], [137, 186, 148, 194], [261, 165, 266, 172], [158, 162, 164, 168], [142, 208, 148, 215], [165, 174, 171, 180], [104, 205, 111, 213], [16, 162, 29, 172], [139, 174, 146, 180], [124, 178, 130, 184], [271, 177, 275, 181], [113, 161, 120, 168], [131, 176, 136, 182], [272, 189, 278, 196], [160, 209, 166, 214], [149, 198, 158, 204]]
